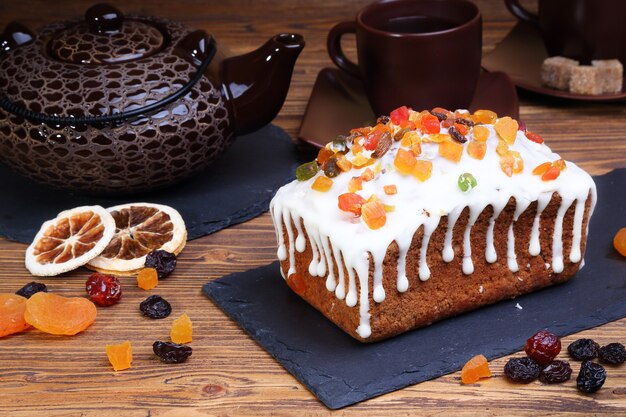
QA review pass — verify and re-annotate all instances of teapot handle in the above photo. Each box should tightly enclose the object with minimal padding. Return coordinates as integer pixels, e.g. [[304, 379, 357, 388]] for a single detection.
[[504, 0, 540, 27]]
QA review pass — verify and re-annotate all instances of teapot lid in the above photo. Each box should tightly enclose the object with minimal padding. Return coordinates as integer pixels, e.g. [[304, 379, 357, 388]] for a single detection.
[[49, 4, 165, 65]]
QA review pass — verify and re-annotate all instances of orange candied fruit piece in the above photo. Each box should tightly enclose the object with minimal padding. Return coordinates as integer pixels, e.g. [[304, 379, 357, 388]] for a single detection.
[[614, 228, 626, 257], [500, 150, 524, 177], [467, 141, 486, 160], [171, 313, 193, 344], [336, 155, 352, 172], [106, 341, 133, 372], [439, 140, 464, 163], [424, 133, 450, 143], [494, 116, 519, 145], [411, 141, 422, 156], [413, 160, 433, 182], [532, 162, 552, 176], [472, 125, 490, 142], [461, 354, 491, 384], [338, 193, 366, 215], [287, 273, 307, 295], [383, 184, 397, 195], [361, 168, 375, 181], [311, 176, 333, 192], [348, 176, 363, 193], [394, 148, 417, 174], [352, 153, 373, 168], [525, 131, 544, 144], [420, 113, 441, 134], [554, 158, 567, 171], [316, 147, 334, 165], [0, 294, 30, 337], [541, 165, 561, 181], [137, 267, 158, 290], [400, 130, 419, 147], [496, 140, 509, 156], [361, 201, 387, 230], [24, 292, 96, 336], [471, 109, 497, 125], [453, 122, 470, 136]]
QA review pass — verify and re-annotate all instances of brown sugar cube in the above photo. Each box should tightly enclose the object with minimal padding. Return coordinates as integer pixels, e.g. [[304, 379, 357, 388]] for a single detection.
[[569, 65, 603, 95], [541, 56, 579, 90], [592, 59, 623, 93]]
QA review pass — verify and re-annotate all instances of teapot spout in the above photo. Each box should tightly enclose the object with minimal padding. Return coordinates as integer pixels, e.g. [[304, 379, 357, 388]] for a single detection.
[[221, 33, 304, 135]]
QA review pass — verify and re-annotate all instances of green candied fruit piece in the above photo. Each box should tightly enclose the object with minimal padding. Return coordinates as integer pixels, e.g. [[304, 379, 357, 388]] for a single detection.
[[296, 161, 319, 181], [458, 172, 477, 192]]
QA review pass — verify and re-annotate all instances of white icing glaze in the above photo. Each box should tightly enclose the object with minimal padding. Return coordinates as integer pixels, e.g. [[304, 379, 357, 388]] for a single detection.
[[269, 113, 596, 338]]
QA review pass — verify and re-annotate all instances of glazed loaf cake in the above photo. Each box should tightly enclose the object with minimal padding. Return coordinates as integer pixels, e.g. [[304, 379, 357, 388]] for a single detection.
[[270, 108, 596, 342]]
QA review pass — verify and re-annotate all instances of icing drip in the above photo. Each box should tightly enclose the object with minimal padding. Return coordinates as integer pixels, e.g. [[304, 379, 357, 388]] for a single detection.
[[419, 220, 438, 281], [551, 198, 574, 273], [443, 207, 463, 262], [507, 223, 518, 272], [529, 193, 553, 256], [331, 241, 345, 297], [282, 210, 296, 276], [569, 199, 585, 263], [396, 242, 410, 292]]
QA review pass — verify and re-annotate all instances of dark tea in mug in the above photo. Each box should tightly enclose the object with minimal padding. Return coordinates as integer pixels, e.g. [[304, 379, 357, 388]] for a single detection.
[[374, 15, 458, 34]]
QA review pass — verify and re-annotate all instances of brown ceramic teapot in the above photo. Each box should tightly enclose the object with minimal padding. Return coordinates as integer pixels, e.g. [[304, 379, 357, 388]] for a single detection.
[[0, 3, 304, 194]]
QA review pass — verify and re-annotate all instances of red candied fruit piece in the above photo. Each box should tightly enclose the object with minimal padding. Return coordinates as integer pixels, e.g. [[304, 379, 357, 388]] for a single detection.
[[363, 127, 383, 151], [338, 193, 366, 216], [421, 113, 441, 134], [542, 166, 561, 181], [526, 131, 544, 144], [390, 106, 410, 125], [525, 330, 561, 366]]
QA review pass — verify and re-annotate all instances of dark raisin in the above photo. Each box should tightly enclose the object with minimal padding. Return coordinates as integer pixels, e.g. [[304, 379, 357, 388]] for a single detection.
[[539, 360, 572, 384], [153, 341, 192, 363], [568, 338, 600, 361], [576, 361, 606, 393], [323, 156, 340, 178], [504, 357, 542, 383], [15, 281, 48, 298], [598, 343, 626, 365], [525, 330, 561, 366], [393, 127, 411, 141], [145, 250, 177, 279], [85, 273, 122, 307], [449, 126, 467, 143], [377, 115, 390, 124], [372, 131, 392, 158], [140, 295, 172, 319], [430, 111, 447, 121], [455, 117, 474, 127], [331, 136, 348, 153]]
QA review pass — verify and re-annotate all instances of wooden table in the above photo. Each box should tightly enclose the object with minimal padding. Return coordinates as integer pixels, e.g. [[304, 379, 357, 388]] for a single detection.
[[1, 1, 625, 415]]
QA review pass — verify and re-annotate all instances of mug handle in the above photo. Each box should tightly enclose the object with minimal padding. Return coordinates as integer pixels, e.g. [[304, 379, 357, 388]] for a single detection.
[[504, 0, 540, 27], [327, 21, 360, 78]]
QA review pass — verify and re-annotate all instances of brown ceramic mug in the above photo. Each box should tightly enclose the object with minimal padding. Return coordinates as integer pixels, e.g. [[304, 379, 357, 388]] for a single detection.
[[505, 0, 626, 64], [327, 0, 482, 116]]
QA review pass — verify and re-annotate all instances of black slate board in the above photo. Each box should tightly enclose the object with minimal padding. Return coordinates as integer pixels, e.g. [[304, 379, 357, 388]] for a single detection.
[[203, 169, 626, 410], [0, 124, 300, 243]]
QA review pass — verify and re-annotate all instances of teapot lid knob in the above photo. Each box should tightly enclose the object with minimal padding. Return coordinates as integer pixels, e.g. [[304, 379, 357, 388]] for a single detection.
[[85, 3, 124, 34]]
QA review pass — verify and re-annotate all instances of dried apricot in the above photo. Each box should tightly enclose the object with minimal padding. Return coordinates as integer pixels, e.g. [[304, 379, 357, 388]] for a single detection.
[[137, 268, 159, 290], [461, 354, 491, 384], [24, 292, 97, 335], [0, 294, 30, 337], [614, 228, 626, 256], [106, 341, 133, 371], [171, 313, 193, 344]]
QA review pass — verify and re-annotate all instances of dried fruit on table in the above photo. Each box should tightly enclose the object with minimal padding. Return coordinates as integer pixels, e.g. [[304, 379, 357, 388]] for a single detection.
[[145, 249, 177, 280], [15, 282, 48, 299], [539, 360, 572, 384], [311, 176, 333, 192], [87, 203, 186, 276], [503, 357, 541, 383], [137, 268, 159, 290], [412, 160, 432, 182], [461, 354, 491, 384], [361, 201, 386, 230], [171, 313, 193, 344], [494, 116, 519, 144], [467, 141, 486, 160], [524, 330, 561, 366], [576, 361, 606, 393], [613, 227, 626, 256], [471, 109, 497, 125], [153, 341, 192, 364], [568, 338, 600, 361], [24, 292, 96, 335], [598, 343, 626, 365], [458, 173, 477, 193], [106, 341, 133, 371], [25, 205, 115, 276], [0, 294, 30, 337], [85, 273, 122, 306], [140, 295, 172, 319], [338, 193, 366, 216], [439, 140, 463, 163], [472, 125, 490, 142]]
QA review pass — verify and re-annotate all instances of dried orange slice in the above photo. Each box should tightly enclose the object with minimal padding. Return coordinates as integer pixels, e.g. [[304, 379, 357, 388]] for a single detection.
[[25, 206, 115, 276], [87, 203, 186, 275]]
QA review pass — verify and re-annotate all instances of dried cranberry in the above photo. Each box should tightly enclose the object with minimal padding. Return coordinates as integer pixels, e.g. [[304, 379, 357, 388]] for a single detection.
[[85, 273, 122, 307], [568, 338, 599, 361], [504, 357, 542, 383], [525, 330, 561, 366], [145, 250, 177, 280], [15, 281, 48, 299], [153, 341, 192, 363], [598, 343, 626, 365], [140, 295, 171, 319], [576, 361, 606, 393], [539, 360, 572, 384]]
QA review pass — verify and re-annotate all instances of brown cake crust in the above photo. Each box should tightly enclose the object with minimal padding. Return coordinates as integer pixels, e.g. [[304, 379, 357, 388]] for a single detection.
[[279, 192, 591, 342]]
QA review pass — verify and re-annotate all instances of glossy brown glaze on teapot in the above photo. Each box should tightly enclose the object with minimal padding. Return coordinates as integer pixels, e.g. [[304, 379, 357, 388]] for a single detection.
[[0, 3, 304, 194]]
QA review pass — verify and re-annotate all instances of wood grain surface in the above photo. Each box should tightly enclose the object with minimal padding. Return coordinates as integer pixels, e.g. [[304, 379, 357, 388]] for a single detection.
[[0, 0, 625, 415]]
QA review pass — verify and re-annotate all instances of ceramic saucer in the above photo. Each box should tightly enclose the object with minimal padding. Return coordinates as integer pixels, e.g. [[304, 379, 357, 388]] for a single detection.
[[298, 68, 519, 148], [482, 23, 626, 102]]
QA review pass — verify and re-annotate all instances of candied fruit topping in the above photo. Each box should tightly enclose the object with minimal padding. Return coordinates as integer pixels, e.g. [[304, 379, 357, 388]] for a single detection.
[[361, 168, 375, 181], [384, 184, 397, 195], [449, 126, 467, 143], [372, 132, 392, 158], [412, 160, 432, 182], [363, 127, 384, 151], [472, 125, 489, 142], [539, 360, 572, 384], [361, 201, 386, 230], [494, 116, 519, 144], [524, 330, 561, 366], [106, 341, 133, 372], [439, 140, 463, 163], [467, 141, 486, 160], [394, 148, 417, 174], [458, 173, 477, 193], [554, 158, 567, 171], [420, 113, 441, 134], [532, 162, 552, 176], [171, 313, 193, 344], [137, 268, 159, 290], [390, 106, 410, 125], [577, 361, 606, 393], [140, 295, 172, 319], [85, 273, 122, 307], [323, 157, 340, 178], [153, 341, 192, 364], [471, 109, 497, 125], [500, 150, 524, 177], [614, 228, 626, 257], [24, 292, 97, 336], [145, 250, 177, 280], [352, 153, 373, 168], [0, 294, 30, 337], [461, 354, 491, 384], [598, 343, 626, 365], [338, 193, 366, 216], [311, 176, 333, 192], [348, 177, 363, 193], [568, 338, 599, 361], [316, 147, 334, 165], [295, 161, 319, 181], [542, 166, 561, 181], [287, 273, 307, 295], [504, 357, 541, 383], [526, 131, 544, 144], [453, 122, 470, 136], [336, 155, 352, 172]]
